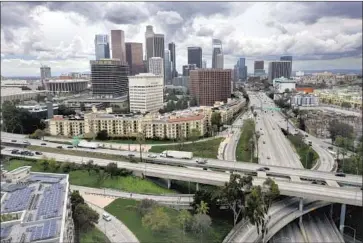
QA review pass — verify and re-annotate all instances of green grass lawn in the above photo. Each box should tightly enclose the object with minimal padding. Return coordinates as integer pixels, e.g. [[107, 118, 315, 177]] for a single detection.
[[107, 138, 175, 144], [149, 138, 224, 159], [27, 145, 136, 162], [3, 159, 175, 194], [236, 119, 257, 162], [105, 198, 232, 243], [80, 226, 110, 243], [287, 134, 319, 169]]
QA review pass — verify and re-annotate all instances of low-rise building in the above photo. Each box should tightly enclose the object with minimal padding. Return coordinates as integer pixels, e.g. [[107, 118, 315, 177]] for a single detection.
[[46, 79, 89, 94], [273, 77, 296, 93], [1, 88, 47, 104], [49, 97, 246, 139], [291, 94, 319, 107], [0, 167, 74, 243]]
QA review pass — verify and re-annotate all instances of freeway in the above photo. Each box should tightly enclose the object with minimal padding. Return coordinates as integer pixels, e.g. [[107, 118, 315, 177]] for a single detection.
[[1, 136, 361, 186], [2, 147, 362, 206], [298, 106, 362, 117]]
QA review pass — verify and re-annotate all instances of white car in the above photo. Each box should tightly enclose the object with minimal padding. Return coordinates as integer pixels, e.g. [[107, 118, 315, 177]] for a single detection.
[[102, 213, 112, 222], [196, 158, 208, 164], [148, 154, 157, 158]]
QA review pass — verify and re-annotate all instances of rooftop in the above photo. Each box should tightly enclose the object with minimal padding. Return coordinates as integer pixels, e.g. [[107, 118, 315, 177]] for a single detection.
[[0, 168, 69, 243]]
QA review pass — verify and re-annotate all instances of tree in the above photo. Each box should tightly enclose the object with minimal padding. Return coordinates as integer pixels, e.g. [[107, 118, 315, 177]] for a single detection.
[[73, 203, 99, 232], [255, 131, 261, 162], [191, 189, 219, 216], [192, 213, 212, 243], [61, 162, 72, 173], [190, 96, 198, 107], [106, 162, 118, 178], [211, 112, 222, 129], [136, 131, 145, 162], [70, 190, 85, 212], [80, 103, 86, 112], [246, 178, 280, 243], [137, 199, 157, 216], [96, 130, 108, 140], [29, 129, 45, 139], [196, 200, 209, 215], [328, 120, 354, 142], [142, 207, 170, 232], [190, 128, 201, 144], [177, 209, 192, 237], [217, 174, 253, 226], [58, 104, 76, 116], [86, 160, 94, 175]]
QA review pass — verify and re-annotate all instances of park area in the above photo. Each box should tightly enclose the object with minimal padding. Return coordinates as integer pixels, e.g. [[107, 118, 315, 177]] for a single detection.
[[236, 119, 258, 162], [149, 137, 224, 159], [80, 227, 110, 243], [287, 134, 319, 169], [104, 198, 232, 243]]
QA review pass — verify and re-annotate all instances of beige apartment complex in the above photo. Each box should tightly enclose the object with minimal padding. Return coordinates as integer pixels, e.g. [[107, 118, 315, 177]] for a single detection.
[[49, 98, 245, 139]]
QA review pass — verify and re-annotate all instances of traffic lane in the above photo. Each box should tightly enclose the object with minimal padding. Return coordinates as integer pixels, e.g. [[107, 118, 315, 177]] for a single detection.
[[3, 148, 361, 206]]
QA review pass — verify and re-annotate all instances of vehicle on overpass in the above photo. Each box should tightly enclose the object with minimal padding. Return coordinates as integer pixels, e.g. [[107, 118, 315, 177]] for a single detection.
[[160, 150, 193, 160], [77, 140, 99, 149]]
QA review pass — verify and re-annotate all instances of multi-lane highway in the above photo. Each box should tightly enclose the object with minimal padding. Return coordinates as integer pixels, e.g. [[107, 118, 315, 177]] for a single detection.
[[2, 147, 362, 206], [1, 134, 361, 187]]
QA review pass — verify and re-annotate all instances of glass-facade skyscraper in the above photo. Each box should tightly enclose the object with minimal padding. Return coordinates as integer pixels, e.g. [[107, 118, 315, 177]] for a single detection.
[[94, 35, 110, 60]]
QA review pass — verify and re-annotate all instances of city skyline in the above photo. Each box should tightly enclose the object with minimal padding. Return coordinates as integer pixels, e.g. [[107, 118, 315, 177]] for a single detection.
[[1, 2, 362, 76]]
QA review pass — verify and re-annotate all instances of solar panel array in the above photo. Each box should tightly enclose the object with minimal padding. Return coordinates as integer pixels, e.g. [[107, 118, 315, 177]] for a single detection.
[[2, 187, 34, 213], [29, 175, 61, 184], [0, 226, 12, 239], [28, 219, 57, 241], [36, 183, 65, 220]]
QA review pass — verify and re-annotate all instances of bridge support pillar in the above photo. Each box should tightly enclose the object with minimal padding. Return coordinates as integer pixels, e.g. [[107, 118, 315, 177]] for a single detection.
[[196, 183, 199, 191], [299, 198, 303, 225], [330, 204, 334, 219], [339, 204, 346, 234], [167, 179, 171, 189]]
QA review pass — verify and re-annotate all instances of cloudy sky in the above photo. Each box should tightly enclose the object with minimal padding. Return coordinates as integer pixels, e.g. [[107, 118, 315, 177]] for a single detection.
[[1, 2, 362, 77]]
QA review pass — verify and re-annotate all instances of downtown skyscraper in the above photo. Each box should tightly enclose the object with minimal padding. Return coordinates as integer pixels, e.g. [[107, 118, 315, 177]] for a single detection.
[[188, 47, 202, 68], [280, 56, 293, 77], [236, 58, 247, 81], [94, 34, 110, 60], [145, 26, 165, 71], [268, 61, 292, 82], [212, 39, 224, 69], [125, 42, 144, 75], [111, 30, 126, 62], [164, 49, 172, 85], [168, 42, 177, 78]]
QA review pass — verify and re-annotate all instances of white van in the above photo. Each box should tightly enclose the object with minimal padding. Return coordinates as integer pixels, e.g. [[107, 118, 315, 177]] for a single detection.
[[102, 213, 112, 222]]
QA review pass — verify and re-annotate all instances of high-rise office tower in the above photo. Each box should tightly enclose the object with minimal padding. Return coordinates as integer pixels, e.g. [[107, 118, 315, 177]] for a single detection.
[[280, 56, 293, 77], [125, 42, 144, 75], [149, 57, 164, 76], [202, 60, 207, 69], [168, 42, 176, 78], [153, 34, 165, 59], [40, 65, 51, 89], [129, 73, 164, 114], [254, 60, 265, 76], [90, 59, 129, 98], [145, 25, 155, 61], [164, 50, 172, 85], [268, 61, 292, 82], [236, 58, 247, 81], [212, 39, 224, 69], [111, 30, 126, 62], [190, 69, 231, 106], [94, 35, 110, 60], [182, 64, 197, 76], [187, 47, 202, 68]]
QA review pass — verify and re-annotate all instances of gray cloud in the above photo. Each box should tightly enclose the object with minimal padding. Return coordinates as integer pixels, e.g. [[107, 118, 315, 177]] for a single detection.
[[46, 2, 104, 22], [266, 21, 288, 34], [196, 27, 214, 37], [104, 3, 149, 25]]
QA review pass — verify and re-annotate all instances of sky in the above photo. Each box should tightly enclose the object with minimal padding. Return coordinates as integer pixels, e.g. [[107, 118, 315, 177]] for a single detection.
[[1, 2, 362, 77]]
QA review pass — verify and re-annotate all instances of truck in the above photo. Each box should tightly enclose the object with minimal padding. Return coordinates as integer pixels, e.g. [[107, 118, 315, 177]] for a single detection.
[[77, 140, 99, 149], [159, 150, 193, 160]]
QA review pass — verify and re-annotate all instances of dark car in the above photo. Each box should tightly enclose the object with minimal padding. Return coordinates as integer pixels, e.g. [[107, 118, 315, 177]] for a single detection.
[[262, 167, 270, 171], [128, 154, 135, 157], [41, 143, 47, 146], [35, 151, 43, 155], [335, 172, 346, 177], [67, 146, 74, 149], [11, 140, 17, 142], [56, 146, 63, 149], [257, 168, 266, 172]]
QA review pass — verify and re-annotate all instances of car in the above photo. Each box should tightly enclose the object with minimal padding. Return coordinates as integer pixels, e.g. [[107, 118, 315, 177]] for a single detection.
[[263, 141, 266, 144], [11, 140, 17, 142], [56, 146, 63, 149], [128, 154, 135, 157], [148, 154, 157, 158], [11, 150, 18, 154], [328, 146, 333, 150], [305, 134, 308, 137], [262, 167, 270, 171], [335, 172, 346, 177], [267, 156, 271, 159], [102, 213, 112, 222], [35, 151, 42, 155], [67, 146, 74, 149], [41, 143, 47, 146], [256, 168, 266, 172], [196, 158, 208, 164], [260, 128, 262, 130]]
